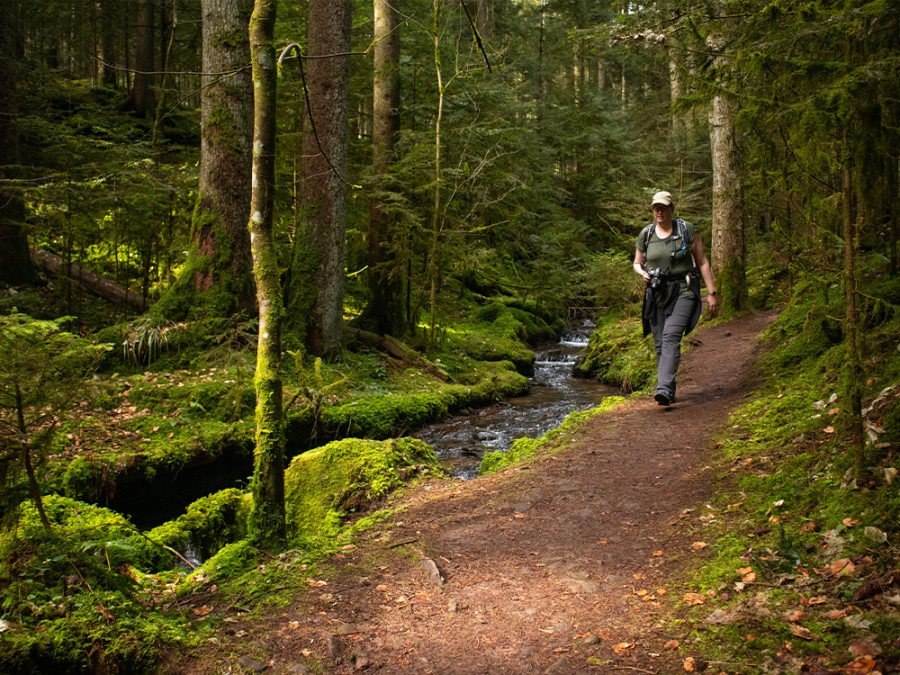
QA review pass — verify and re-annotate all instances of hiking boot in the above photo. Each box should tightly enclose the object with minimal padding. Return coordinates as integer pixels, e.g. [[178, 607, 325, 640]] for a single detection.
[[654, 388, 673, 406]]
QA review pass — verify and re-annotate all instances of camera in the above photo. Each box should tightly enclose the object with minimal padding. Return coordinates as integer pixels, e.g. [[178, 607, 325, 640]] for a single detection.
[[645, 266, 662, 289]]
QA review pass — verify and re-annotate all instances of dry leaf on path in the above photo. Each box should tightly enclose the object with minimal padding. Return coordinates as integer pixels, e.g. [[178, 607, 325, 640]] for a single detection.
[[691, 541, 708, 551], [612, 642, 636, 654], [841, 656, 876, 674], [827, 559, 856, 577], [788, 624, 813, 640], [664, 640, 680, 650]]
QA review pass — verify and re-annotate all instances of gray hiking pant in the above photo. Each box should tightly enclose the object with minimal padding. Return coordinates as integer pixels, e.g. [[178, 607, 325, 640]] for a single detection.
[[649, 294, 699, 396]]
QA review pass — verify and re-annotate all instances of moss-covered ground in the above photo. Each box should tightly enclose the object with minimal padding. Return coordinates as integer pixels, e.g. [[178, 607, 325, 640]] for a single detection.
[[650, 263, 900, 673]]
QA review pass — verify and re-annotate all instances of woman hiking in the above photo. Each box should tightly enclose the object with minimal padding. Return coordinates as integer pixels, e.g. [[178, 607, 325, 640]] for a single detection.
[[633, 191, 718, 406]]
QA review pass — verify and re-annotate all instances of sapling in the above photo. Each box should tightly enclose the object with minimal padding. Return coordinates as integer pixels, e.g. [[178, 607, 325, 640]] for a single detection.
[[0, 311, 109, 528]]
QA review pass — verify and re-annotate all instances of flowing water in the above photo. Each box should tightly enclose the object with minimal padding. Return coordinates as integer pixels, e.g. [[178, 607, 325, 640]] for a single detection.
[[414, 321, 616, 478]]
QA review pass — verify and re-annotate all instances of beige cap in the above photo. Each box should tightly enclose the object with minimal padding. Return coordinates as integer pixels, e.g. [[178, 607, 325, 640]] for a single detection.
[[651, 191, 673, 207]]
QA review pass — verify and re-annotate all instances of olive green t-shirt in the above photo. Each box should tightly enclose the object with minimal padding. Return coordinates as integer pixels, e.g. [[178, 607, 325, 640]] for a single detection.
[[636, 219, 696, 297]]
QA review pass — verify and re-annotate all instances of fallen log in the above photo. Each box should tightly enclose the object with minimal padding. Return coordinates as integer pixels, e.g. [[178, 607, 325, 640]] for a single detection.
[[31, 248, 147, 312]]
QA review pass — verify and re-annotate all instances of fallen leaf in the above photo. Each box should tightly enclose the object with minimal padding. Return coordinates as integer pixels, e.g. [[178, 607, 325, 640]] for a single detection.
[[737, 566, 753, 575], [683, 593, 705, 606], [789, 624, 813, 640], [652, 550, 663, 557], [784, 610, 804, 622], [691, 541, 708, 551], [803, 595, 828, 606], [307, 578, 329, 587], [192, 605, 213, 617], [612, 642, 636, 654], [827, 559, 856, 577], [664, 640, 680, 650], [848, 642, 877, 658], [824, 426, 835, 433], [841, 656, 876, 674], [742, 571, 757, 584], [843, 518, 859, 528], [683, 656, 696, 672], [823, 609, 848, 620]]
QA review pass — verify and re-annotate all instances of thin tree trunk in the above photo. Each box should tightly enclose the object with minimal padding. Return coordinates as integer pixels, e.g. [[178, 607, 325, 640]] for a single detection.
[[132, 0, 155, 116], [362, 0, 402, 335], [428, 0, 444, 346], [247, 0, 286, 550], [843, 153, 865, 480], [16, 384, 50, 529]]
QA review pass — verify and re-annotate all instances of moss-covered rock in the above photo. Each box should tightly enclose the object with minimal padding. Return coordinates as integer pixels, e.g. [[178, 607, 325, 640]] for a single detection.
[[143, 488, 249, 568], [572, 314, 655, 392], [284, 437, 445, 542]]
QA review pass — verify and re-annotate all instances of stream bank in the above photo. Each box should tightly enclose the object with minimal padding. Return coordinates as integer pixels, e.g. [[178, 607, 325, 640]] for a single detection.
[[415, 320, 615, 478]]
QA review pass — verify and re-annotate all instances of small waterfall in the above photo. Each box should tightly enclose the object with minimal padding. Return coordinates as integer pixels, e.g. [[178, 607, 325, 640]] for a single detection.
[[414, 319, 613, 478]]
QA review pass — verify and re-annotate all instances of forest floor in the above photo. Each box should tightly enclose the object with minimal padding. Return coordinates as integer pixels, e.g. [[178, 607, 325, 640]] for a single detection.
[[171, 310, 778, 675]]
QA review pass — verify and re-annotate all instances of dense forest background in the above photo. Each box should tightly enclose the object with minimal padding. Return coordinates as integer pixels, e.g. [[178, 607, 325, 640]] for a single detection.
[[1, 0, 900, 672]]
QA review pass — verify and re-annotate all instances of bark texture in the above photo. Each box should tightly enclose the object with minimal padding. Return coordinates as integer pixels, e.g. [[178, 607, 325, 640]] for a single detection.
[[360, 0, 402, 336], [709, 84, 748, 316], [288, 0, 352, 359], [247, 0, 286, 550], [195, 0, 255, 309], [132, 0, 156, 116]]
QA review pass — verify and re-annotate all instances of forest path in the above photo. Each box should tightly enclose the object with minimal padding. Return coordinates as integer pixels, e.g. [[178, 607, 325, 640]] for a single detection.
[[178, 310, 778, 674]]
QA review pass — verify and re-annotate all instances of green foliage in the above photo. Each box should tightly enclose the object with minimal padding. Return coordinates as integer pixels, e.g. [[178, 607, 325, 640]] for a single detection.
[[668, 262, 900, 672], [0, 497, 197, 674], [0, 312, 110, 525]]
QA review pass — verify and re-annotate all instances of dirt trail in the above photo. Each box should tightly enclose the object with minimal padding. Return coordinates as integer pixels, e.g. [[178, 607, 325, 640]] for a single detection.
[[178, 311, 777, 675]]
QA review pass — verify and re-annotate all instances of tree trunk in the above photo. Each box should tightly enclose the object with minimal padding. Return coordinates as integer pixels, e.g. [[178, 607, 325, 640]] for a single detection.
[[360, 0, 401, 336], [131, 0, 156, 116], [287, 0, 352, 360], [31, 249, 146, 311], [0, 0, 38, 286], [842, 158, 865, 479], [475, 0, 492, 41], [709, 37, 748, 317], [99, 0, 119, 87], [155, 0, 256, 320], [247, 0, 286, 550]]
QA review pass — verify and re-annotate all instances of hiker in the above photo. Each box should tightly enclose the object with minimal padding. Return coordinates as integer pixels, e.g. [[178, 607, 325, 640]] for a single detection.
[[633, 191, 718, 407]]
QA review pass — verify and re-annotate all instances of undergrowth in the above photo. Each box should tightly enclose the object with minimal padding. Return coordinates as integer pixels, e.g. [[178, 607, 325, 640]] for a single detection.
[[664, 262, 900, 674]]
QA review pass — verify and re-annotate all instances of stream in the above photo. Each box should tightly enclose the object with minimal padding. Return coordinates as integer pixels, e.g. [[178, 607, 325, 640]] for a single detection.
[[414, 321, 616, 478]]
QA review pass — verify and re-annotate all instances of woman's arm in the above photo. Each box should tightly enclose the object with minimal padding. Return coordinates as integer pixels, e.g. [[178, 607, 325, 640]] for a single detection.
[[633, 249, 651, 282], [691, 236, 718, 312]]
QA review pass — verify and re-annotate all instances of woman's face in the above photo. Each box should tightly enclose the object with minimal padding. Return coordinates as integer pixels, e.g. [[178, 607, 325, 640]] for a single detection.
[[652, 203, 673, 224]]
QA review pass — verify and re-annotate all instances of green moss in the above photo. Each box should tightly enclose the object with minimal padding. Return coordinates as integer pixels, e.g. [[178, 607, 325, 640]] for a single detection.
[[194, 539, 259, 582], [284, 437, 445, 543]]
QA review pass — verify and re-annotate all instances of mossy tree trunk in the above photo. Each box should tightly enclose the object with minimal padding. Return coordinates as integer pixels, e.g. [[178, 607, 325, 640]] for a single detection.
[[155, 0, 256, 320], [247, 0, 286, 550], [286, 0, 352, 360]]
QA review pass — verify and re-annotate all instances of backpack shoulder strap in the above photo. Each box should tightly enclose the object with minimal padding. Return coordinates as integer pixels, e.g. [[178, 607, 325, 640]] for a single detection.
[[641, 223, 656, 250]]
